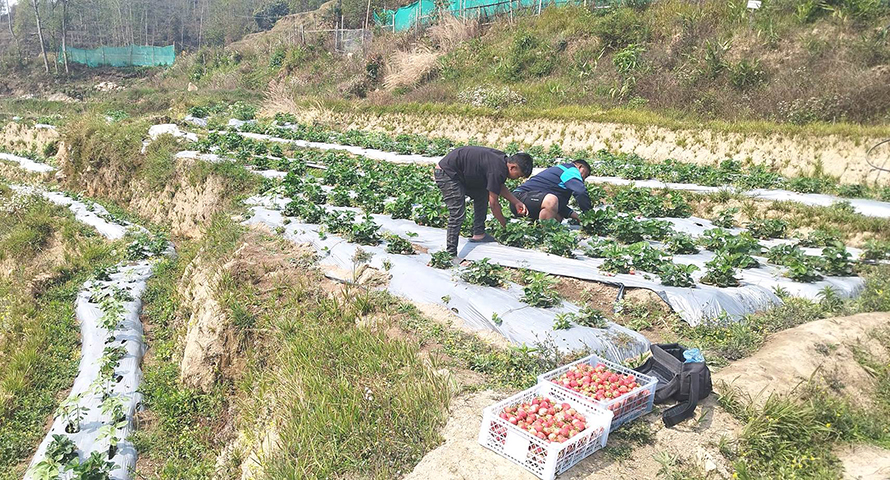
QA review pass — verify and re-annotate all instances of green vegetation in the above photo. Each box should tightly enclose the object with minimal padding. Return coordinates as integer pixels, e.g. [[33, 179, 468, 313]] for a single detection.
[[0, 191, 122, 479]]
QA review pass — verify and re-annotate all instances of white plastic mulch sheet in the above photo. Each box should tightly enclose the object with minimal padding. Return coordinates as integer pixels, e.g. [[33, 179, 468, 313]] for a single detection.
[[26, 262, 153, 480], [225, 127, 890, 218], [9, 185, 142, 240], [247, 194, 864, 328], [0, 152, 56, 173], [244, 196, 650, 360]]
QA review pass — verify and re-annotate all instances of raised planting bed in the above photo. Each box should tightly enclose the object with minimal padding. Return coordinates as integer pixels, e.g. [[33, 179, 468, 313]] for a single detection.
[[538, 354, 657, 429], [479, 383, 613, 480]]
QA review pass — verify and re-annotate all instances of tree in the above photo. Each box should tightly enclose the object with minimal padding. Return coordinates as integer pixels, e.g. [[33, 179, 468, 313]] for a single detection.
[[60, 0, 68, 73], [30, 0, 49, 72], [3, 0, 17, 52]]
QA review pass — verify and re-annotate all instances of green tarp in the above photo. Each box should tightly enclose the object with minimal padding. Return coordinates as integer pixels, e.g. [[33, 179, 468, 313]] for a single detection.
[[375, 0, 578, 31], [62, 45, 175, 68]]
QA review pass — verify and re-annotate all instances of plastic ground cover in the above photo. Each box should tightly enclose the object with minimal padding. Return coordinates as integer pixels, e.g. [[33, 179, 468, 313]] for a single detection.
[[0, 152, 56, 172], [9, 185, 143, 240], [224, 128, 890, 219], [26, 262, 154, 480], [244, 195, 650, 359], [5, 170, 160, 479]]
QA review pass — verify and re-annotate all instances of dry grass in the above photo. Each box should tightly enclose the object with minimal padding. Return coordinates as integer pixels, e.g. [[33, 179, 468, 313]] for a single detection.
[[383, 46, 441, 91], [428, 16, 479, 52]]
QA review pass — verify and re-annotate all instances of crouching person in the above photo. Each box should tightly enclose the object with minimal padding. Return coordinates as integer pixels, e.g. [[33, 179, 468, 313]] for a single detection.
[[511, 159, 592, 222], [434, 146, 533, 256]]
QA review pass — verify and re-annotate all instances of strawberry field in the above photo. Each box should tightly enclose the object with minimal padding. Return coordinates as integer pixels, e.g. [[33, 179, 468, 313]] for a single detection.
[[167, 117, 876, 341]]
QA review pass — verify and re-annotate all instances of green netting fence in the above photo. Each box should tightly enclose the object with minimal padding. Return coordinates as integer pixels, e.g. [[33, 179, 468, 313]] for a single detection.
[[60, 45, 175, 68], [374, 0, 612, 32]]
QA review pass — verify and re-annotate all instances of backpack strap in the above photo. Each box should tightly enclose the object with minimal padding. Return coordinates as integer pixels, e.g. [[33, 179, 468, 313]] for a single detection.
[[662, 365, 703, 427]]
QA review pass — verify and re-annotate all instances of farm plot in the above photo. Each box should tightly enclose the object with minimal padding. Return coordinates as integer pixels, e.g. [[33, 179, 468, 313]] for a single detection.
[[180, 114, 890, 218], [4, 170, 170, 480], [181, 130, 872, 333]]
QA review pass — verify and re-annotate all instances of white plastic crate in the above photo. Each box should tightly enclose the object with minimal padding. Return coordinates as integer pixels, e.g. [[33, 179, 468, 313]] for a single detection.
[[478, 383, 613, 480], [538, 354, 657, 429]]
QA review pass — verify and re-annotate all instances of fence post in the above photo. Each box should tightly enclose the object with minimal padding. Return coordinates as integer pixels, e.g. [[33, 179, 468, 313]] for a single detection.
[[537, 0, 543, 14]]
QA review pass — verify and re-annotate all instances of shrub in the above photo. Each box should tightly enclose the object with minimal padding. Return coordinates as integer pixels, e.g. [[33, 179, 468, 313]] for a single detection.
[[728, 59, 766, 90]]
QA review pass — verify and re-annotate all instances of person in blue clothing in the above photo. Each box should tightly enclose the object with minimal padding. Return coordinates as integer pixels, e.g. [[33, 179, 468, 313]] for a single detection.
[[510, 160, 592, 221]]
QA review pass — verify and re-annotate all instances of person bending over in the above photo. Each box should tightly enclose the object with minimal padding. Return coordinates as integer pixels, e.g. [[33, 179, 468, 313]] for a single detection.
[[435, 146, 533, 256], [510, 160, 592, 222]]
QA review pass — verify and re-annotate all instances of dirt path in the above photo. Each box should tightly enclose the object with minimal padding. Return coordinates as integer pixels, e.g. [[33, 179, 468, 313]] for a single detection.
[[712, 312, 890, 403], [273, 106, 890, 186]]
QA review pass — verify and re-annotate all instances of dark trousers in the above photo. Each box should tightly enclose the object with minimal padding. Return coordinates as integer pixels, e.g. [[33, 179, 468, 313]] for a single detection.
[[435, 169, 487, 255]]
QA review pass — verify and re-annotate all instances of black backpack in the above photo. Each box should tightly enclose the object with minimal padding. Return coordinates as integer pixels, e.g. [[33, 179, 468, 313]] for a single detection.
[[634, 343, 713, 427]]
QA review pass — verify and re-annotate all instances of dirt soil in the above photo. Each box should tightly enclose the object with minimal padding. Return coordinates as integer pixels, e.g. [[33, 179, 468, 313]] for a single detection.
[[712, 312, 890, 404], [272, 106, 890, 186], [0, 122, 60, 153]]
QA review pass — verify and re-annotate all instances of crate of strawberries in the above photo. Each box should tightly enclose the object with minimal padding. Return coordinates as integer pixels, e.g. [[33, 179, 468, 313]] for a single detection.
[[538, 354, 657, 429], [478, 383, 613, 480]]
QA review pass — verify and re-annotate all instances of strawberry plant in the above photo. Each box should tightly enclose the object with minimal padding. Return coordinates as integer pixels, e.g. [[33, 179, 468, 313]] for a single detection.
[[584, 238, 618, 258], [553, 314, 573, 330], [609, 215, 646, 244], [542, 220, 577, 258], [746, 218, 788, 239], [798, 229, 841, 247], [658, 262, 699, 287], [767, 244, 803, 266], [712, 207, 738, 228], [429, 251, 454, 269], [329, 186, 353, 207], [520, 272, 562, 308], [385, 235, 415, 255], [820, 243, 854, 276], [701, 252, 741, 287], [579, 208, 616, 235], [600, 244, 633, 274], [412, 196, 449, 228], [302, 182, 327, 204], [384, 194, 414, 219], [324, 210, 357, 235], [784, 256, 822, 282], [46, 434, 78, 464], [498, 397, 592, 443], [626, 241, 668, 273], [574, 306, 609, 328], [347, 215, 382, 245], [665, 233, 698, 254], [461, 258, 506, 287], [284, 201, 325, 223], [862, 239, 890, 261]]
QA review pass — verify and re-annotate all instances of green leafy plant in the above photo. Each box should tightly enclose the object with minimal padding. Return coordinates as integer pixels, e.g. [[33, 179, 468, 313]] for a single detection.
[[579, 207, 616, 235], [348, 215, 382, 245], [384, 195, 414, 219], [584, 238, 619, 258], [553, 313, 573, 330], [785, 256, 822, 282], [542, 220, 577, 258], [429, 251, 454, 269], [385, 235, 415, 255], [520, 272, 561, 308], [746, 218, 788, 239], [798, 229, 841, 247], [68, 451, 114, 479], [712, 207, 739, 228], [862, 239, 890, 261], [574, 306, 609, 328], [820, 243, 854, 276], [659, 263, 699, 287], [461, 258, 506, 287], [701, 252, 741, 287], [601, 244, 634, 274], [665, 233, 698, 254]]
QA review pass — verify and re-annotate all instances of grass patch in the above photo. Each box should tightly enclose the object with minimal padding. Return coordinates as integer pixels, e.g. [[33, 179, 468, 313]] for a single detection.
[[675, 265, 890, 366]]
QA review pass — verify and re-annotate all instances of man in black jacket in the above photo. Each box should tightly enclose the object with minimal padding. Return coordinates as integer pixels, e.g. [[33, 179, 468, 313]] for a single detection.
[[435, 146, 533, 256]]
